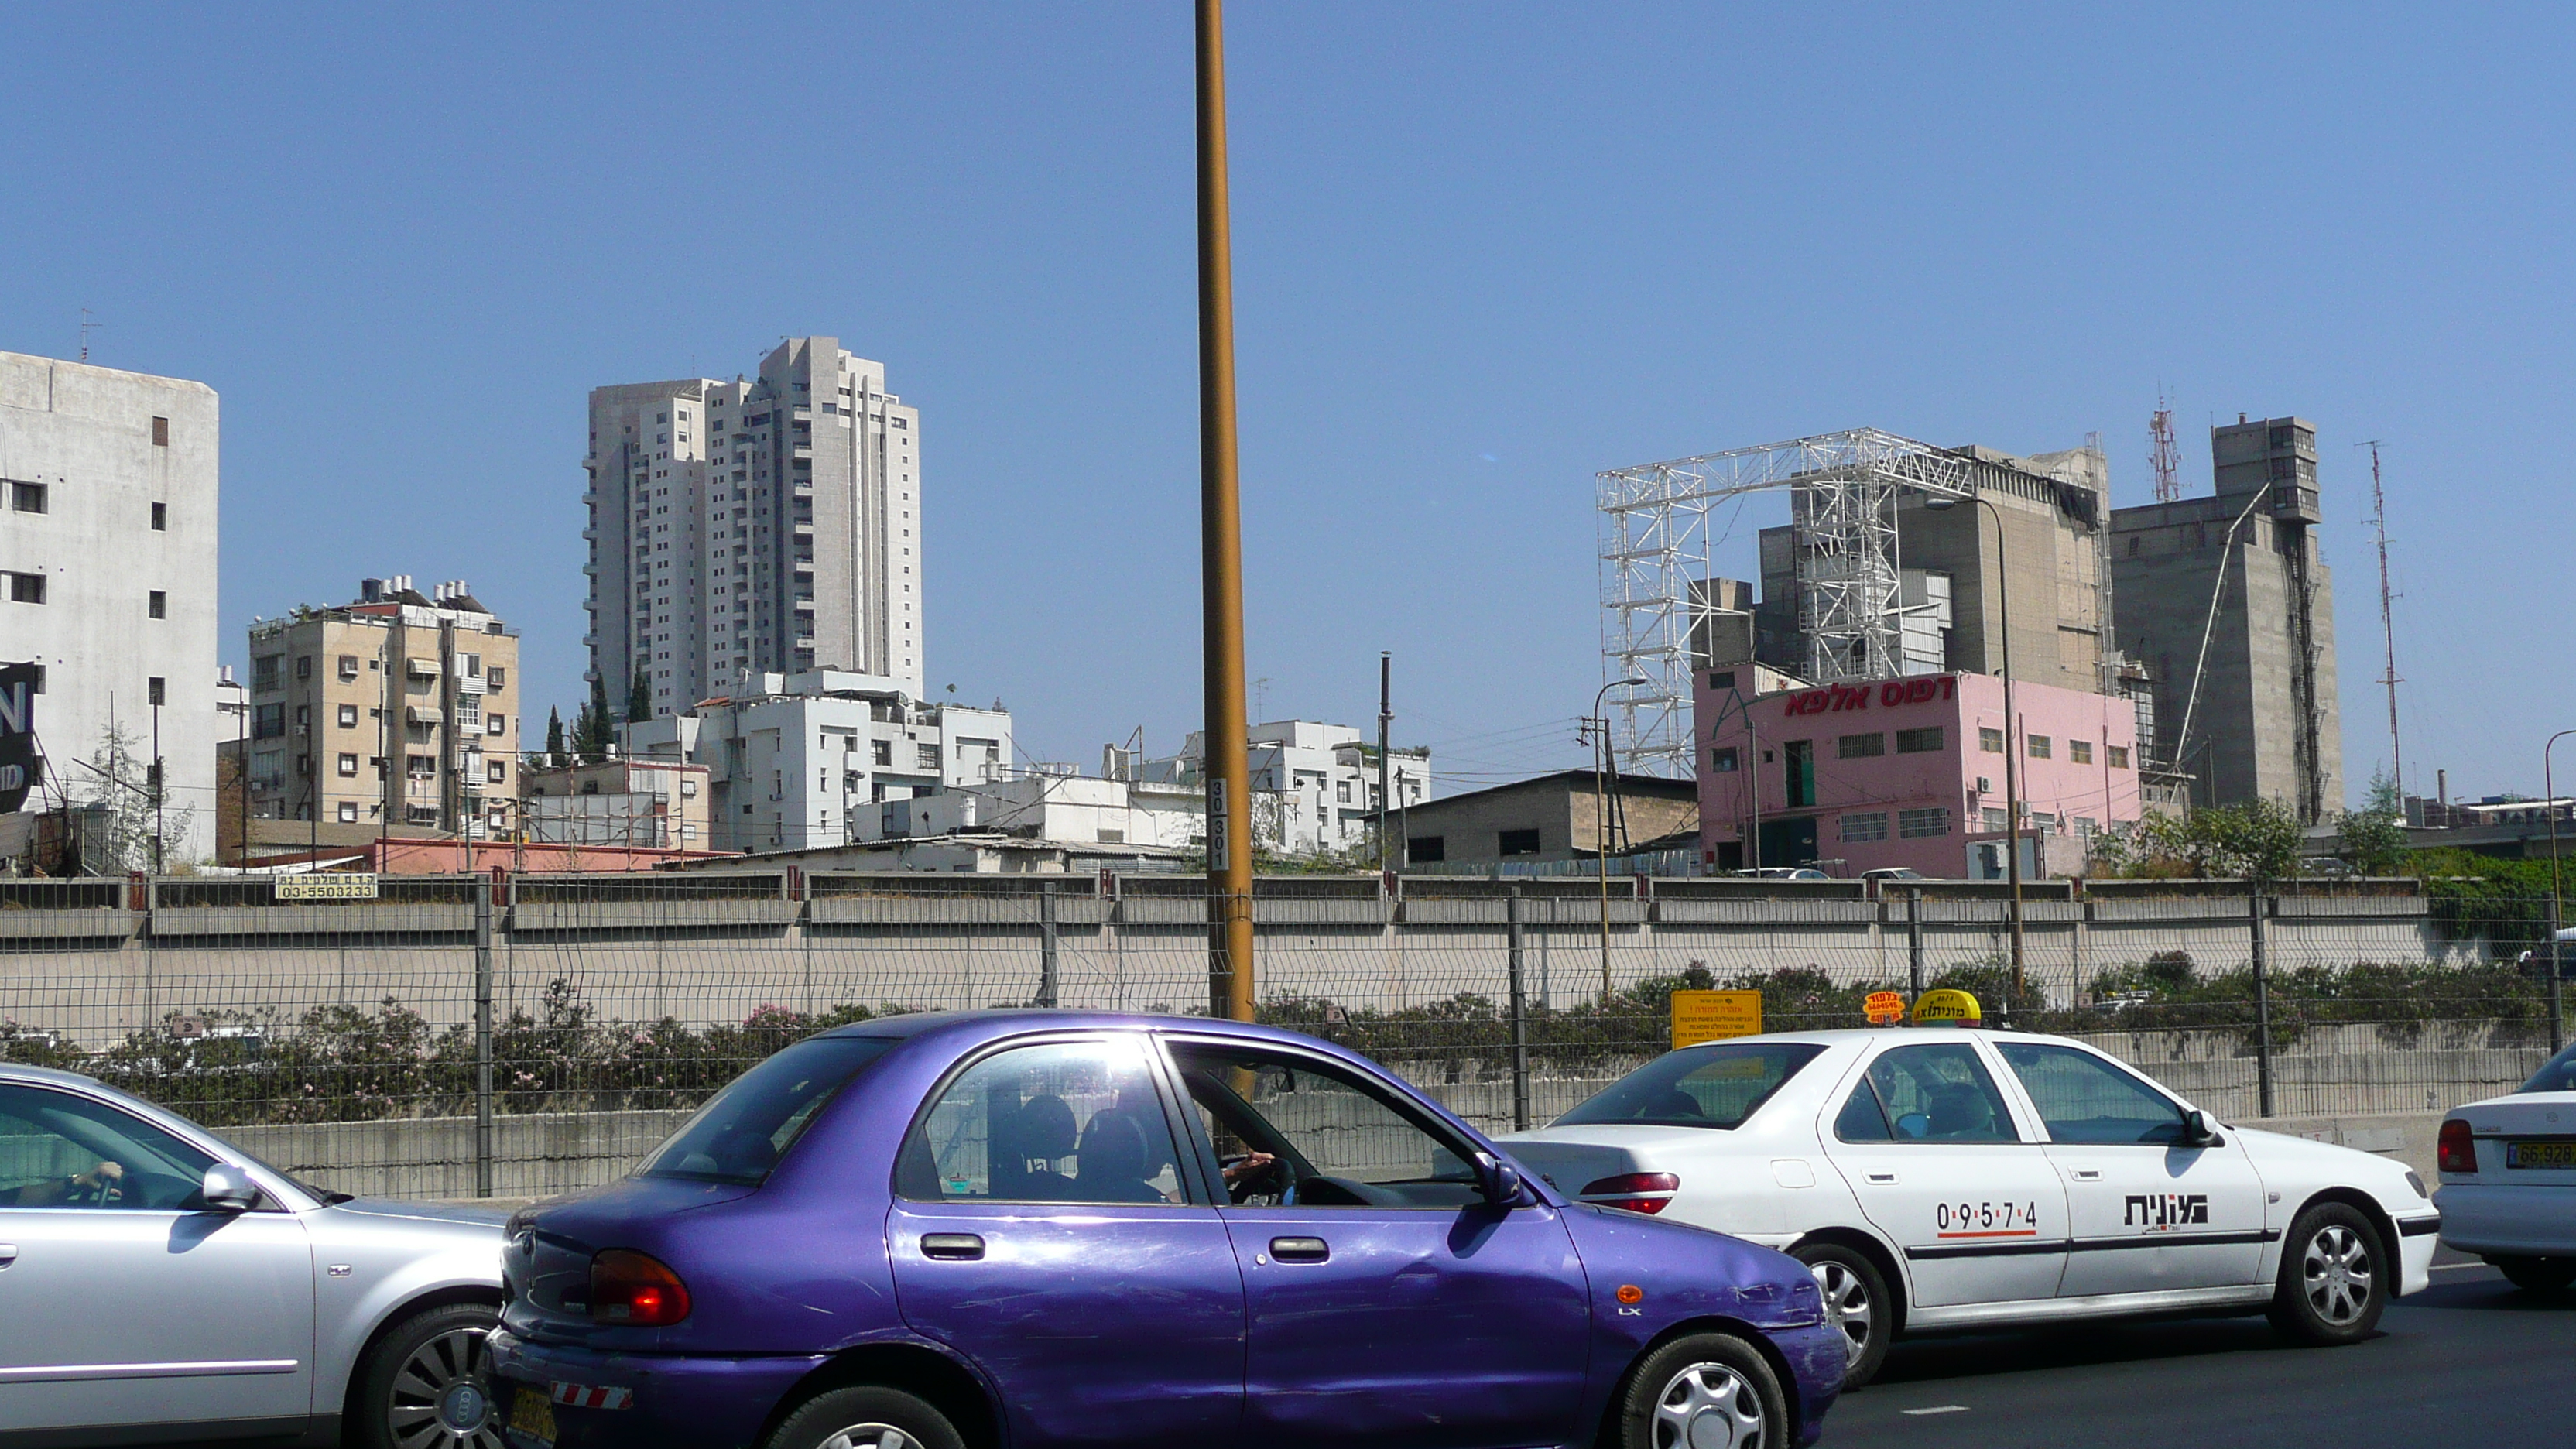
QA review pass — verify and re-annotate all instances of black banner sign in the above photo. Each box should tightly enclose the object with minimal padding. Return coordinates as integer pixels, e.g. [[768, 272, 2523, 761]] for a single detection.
[[0, 662, 42, 814]]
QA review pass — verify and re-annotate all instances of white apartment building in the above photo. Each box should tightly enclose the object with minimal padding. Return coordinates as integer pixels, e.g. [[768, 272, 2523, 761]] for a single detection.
[[1142, 720, 1432, 858], [586, 337, 923, 721], [0, 351, 220, 861], [622, 670, 1009, 853], [884, 772, 1218, 850]]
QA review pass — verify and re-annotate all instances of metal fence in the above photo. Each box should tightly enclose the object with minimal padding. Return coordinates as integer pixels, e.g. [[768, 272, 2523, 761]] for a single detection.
[[0, 872, 2563, 1200]]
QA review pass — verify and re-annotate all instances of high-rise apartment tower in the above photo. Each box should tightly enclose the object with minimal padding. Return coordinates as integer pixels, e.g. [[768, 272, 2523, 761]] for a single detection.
[[585, 338, 922, 720]]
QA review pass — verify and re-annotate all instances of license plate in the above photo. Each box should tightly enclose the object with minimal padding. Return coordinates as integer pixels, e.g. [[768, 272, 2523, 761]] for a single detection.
[[508, 1386, 557, 1449], [2506, 1140, 2576, 1170]]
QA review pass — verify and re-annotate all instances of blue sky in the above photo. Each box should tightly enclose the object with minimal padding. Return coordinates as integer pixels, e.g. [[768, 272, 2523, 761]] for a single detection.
[[5, 3, 2568, 806]]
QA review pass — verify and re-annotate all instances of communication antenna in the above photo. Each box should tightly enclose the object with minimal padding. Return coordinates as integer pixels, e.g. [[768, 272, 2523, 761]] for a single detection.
[[2148, 389, 2183, 502], [2359, 440, 2403, 800], [78, 309, 103, 362]]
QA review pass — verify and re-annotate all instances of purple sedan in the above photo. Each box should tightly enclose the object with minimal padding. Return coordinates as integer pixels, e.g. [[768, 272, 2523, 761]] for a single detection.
[[487, 1011, 1843, 1449]]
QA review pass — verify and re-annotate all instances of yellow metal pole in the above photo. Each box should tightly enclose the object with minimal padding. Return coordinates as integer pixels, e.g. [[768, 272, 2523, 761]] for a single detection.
[[1197, 0, 1256, 1023]]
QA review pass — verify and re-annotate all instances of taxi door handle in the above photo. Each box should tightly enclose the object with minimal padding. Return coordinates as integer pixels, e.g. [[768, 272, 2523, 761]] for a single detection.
[[920, 1234, 985, 1262], [1864, 1172, 1898, 1185], [1270, 1236, 1331, 1263], [2071, 1170, 2103, 1182]]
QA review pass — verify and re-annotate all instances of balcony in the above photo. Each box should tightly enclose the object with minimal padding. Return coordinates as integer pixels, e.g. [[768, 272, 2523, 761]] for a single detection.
[[406, 657, 440, 680]]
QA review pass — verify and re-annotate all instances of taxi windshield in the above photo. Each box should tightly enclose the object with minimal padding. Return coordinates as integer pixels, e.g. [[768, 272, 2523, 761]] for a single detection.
[[2522, 1042, 2576, 1094], [1554, 1041, 1826, 1130], [639, 1036, 896, 1185]]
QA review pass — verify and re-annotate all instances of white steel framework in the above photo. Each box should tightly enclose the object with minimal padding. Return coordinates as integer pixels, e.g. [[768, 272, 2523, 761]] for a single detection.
[[1596, 428, 1971, 776]]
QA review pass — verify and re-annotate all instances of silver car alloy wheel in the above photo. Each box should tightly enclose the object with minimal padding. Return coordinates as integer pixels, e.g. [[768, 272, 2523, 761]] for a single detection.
[[2300, 1224, 2375, 1326], [1809, 1260, 1872, 1365], [1653, 1362, 1766, 1449], [387, 1327, 505, 1449], [820, 1427, 923, 1449]]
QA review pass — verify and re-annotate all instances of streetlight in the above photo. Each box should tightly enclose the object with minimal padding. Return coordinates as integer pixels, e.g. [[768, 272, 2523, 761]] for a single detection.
[[2546, 730, 2574, 1051], [1594, 674, 1649, 1002], [1925, 493, 2024, 1013]]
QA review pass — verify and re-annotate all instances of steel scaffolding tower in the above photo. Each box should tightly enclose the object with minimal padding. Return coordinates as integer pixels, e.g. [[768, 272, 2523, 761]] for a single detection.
[[1596, 428, 1971, 777]]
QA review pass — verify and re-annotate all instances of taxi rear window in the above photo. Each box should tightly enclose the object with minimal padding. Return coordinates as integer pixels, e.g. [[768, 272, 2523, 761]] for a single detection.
[[1553, 1042, 1825, 1130]]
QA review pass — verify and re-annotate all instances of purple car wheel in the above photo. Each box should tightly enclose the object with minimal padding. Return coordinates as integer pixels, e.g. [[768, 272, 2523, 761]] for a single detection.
[[1619, 1331, 1785, 1449], [767, 1387, 965, 1449]]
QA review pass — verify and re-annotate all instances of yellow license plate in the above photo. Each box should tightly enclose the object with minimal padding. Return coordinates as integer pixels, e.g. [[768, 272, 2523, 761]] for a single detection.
[[508, 1387, 557, 1449], [2506, 1140, 2576, 1170]]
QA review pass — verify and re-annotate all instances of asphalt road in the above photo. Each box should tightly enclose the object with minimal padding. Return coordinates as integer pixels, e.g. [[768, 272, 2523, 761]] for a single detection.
[[1828, 1253, 2576, 1448]]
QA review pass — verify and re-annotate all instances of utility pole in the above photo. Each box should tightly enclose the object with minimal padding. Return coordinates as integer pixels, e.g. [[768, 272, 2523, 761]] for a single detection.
[[2359, 440, 2403, 802], [1376, 652, 1392, 882], [1197, 0, 1255, 1024]]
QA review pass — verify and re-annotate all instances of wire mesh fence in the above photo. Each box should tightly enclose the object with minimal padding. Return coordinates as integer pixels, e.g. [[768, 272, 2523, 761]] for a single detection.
[[0, 872, 2564, 1200]]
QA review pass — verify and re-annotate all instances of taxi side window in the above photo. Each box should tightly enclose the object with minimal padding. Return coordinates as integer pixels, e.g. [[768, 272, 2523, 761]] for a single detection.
[[1862, 1044, 2019, 1144], [896, 1039, 1188, 1205], [1995, 1043, 2187, 1146], [1834, 1079, 1893, 1142]]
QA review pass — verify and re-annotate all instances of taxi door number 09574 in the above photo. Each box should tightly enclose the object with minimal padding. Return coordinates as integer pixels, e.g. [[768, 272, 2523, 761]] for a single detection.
[[1934, 1201, 2041, 1231]]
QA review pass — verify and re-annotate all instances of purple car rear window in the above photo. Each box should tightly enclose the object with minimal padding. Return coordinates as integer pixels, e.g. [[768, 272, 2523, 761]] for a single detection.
[[639, 1036, 897, 1185]]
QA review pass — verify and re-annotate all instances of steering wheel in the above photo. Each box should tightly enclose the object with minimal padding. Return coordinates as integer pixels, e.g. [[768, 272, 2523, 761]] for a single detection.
[[67, 1170, 122, 1208], [1220, 1153, 1287, 1205]]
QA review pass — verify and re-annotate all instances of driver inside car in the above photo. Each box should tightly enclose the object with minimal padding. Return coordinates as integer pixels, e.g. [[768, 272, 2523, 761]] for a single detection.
[[2, 1158, 123, 1207]]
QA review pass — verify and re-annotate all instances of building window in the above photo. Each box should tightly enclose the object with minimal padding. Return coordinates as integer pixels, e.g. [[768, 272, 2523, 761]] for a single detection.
[[1708, 670, 1735, 691], [337, 752, 358, 776], [1898, 807, 1951, 839], [253, 702, 284, 738], [2069, 738, 2093, 765], [337, 655, 359, 681], [1337, 779, 1352, 803], [295, 656, 313, 681], [487, 666, 505, 692], [2108, 745, 2131, 769], [916, 744, 940, 771], [407, 754, 436, 779], [148, 590, 167, 619], [1895, 727, 1943, 754], [5, 572, 44, 605], [152, 416, 170, 447], [8, 481, 44, 513], [338, 801, 358, 823], [2027, 735, 2051, 759], [1978, 727, 2004, 753], [487, 714, 505, 736], [337, 704, 358, 728], [1840, 812, 1890, 843], [1499, 828, 1543, 857], [1837, 732, 1885, 759], [1409, 835, 1445, 863], [1982, 807, 2010, 833], [488, 759, 506, 784], [681, 779, 698, 798], [147, 677, 166, 707], [1711, 746, 1740, 773], [152, 502, 166, 530], [253, 654, 281, 690]]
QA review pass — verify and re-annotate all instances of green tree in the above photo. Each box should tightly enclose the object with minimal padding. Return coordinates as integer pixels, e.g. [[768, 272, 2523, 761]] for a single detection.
[[74, 722, 196, 872], [2092, 797, 2307, 880], [2337, 770, 2411, 876], [543, 707, 567, 769], [626, 663, 653, 724], [574, 676, 614, 764]]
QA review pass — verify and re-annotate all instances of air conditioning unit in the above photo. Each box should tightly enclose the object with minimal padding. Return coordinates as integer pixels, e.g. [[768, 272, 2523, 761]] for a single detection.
[[1974, 777, 1992, 795]]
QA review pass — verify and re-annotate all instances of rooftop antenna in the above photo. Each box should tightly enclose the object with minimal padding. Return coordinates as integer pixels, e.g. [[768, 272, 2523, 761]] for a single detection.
[[2358, 439, 2403, 801], [2148, 388, 2183, 502], [78, 309, 102, 362]]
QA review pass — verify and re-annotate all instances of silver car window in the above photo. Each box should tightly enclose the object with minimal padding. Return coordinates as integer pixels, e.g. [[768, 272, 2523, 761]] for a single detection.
[[0, 1084, 218, 1211]]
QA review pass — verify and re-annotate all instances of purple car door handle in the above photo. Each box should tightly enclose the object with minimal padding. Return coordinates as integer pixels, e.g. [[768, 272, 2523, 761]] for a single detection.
[[920, 1234, 985, 1262], [1270, 1237, 1330, 1263]]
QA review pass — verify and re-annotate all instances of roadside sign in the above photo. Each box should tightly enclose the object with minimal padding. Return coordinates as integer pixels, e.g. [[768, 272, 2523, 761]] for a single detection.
[[1910, 988, 1982, 1026], [276, 872, 380, 902], [1864, 990, 1907, 1026], [1671, 989, 1762, 1050]]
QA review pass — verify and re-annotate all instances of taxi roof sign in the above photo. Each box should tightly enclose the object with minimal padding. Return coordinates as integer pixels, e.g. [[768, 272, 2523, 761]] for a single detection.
[[1910, 988, 1982, 1025], [1863, 990, 1906, 1026]]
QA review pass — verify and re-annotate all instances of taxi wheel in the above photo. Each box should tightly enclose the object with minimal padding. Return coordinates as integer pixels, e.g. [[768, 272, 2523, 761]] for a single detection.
[[351, 1300, 505, 1449], [2267, 1202, 2386, 1345], [766, 1386, 966, 1449], [2494, 1256, 2576, 1294], [1790, 1243, 1889, 1388], [1617, 1331, 1787, 1449]]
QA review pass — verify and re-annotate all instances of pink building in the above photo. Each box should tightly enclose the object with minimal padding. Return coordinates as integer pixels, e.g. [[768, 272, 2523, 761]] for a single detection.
[[1694, 670, 2143, 878]]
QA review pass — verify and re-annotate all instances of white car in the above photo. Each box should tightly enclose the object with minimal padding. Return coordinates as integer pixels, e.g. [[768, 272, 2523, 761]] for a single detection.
[[1501, 1027, 2439, 1386], [2434, 1040, 2576, 1292]]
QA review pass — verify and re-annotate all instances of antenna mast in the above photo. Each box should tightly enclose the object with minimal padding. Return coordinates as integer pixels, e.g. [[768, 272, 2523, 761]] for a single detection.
[[2360, 440, 2402, 801], [2148, 389, 2182, 502]]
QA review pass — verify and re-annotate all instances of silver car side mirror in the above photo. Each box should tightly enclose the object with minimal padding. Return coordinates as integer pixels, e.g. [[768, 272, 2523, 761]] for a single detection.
[[201, 1163, 262, 1213]]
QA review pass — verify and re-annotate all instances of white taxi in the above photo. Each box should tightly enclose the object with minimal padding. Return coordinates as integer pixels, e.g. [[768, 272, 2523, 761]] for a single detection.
[[1501, 1027, 2439, 1386], [2434, 1040, 2576, 1292]]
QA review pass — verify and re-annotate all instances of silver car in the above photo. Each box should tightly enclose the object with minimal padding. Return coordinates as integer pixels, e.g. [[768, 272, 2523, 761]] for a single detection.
[[0, 1063, 506, 1447]]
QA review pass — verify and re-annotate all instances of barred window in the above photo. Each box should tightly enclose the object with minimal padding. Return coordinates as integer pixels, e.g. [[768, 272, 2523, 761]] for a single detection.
[[1711, 746, 1740, 773], [1838, 733, 1885, 759], [2027, 735, 2052, 759], [1840, 811, 1890, 842], [2069, 738, 2094, 765], [1983, 807, 2010, 833], [1898, 807, 1951, 839], [2108, 745, 2131, 769], [1895, 727, 1944, 754], [1979, 727, 2005, 753]]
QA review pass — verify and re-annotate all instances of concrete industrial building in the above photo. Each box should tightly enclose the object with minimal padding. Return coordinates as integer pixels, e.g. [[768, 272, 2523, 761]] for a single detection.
[[0, 351, 221, 862], [2110, 416, 2341, 822], [1139, 720, 1433, 858], [622, 670, 1009, 853], [586, 337, 923, 721], [521, 757, 713, 849], [1394, 770, 1698, 869], [242, 577, 523, 837]]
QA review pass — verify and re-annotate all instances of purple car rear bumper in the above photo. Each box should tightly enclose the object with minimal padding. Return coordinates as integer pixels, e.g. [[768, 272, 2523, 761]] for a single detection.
[[487, 1330, 820, 1449]]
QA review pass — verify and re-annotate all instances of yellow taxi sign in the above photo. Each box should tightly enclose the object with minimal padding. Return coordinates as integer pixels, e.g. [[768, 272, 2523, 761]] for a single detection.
[[1910, 988, 1982, 1026], [1863, 990, 1907, 1026], [1670, 989, 1762, 1050]]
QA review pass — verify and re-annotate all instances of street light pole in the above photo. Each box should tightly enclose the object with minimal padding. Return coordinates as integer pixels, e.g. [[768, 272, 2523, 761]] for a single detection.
[[1932, 494, 2023, 1010], [1595, 676, 1647, 1002], [2546, 730, 2574, 1052]]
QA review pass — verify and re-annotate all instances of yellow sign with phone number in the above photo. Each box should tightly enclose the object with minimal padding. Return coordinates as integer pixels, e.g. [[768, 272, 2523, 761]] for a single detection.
[[1670, 989, 1763, 1050]]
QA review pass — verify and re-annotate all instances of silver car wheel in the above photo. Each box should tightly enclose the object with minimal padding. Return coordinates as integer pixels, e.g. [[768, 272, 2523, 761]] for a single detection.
[[386, 1326, 504, 1449], [1810, 1259, 1873, 1365], [819, 1427, 923, 1449], [2300, 1223, 2375, 1327], [1652, 1362, 1766, 1449]]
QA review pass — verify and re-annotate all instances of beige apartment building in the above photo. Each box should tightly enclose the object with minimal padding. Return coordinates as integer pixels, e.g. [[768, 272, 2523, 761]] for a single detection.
[[243, 577, 522, 836]]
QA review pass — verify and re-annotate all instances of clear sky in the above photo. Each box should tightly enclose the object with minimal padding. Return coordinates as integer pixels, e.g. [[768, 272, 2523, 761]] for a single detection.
[[5, 3, 2568, 807]]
